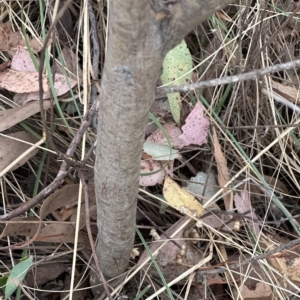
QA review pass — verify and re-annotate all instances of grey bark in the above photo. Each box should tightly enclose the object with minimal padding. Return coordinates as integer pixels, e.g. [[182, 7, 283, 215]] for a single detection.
[[95, 0, 235, 278]]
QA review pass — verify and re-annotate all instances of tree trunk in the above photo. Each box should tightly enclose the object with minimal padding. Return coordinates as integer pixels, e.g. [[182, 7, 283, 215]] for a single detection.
[[95, 0, 235, 279]]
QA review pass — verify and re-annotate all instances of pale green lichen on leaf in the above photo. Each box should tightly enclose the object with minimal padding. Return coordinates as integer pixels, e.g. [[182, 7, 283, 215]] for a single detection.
[[161, 39, 193, 125], [168, 93, 181, 125]]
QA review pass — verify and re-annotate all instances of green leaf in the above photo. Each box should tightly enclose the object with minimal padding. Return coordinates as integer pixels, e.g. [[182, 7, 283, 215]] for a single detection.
[[143, 141, 180, 161], [134, 285, 150, 300], [5, 256, 33, 299], [161, 39, 193, 125], [0, 275, 8, 290], [167, 93, 181, 124]]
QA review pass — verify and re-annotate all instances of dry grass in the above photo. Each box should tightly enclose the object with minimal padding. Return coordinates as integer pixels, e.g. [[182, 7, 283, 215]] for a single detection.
[[1, 0, 300, 299]]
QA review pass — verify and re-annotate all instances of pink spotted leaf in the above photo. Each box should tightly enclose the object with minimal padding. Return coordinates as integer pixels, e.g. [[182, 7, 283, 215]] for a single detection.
[[179, 103, 210, 146]]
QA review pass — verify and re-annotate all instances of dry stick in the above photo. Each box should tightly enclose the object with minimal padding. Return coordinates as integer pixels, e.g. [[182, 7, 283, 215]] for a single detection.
[[209, 209, 300, 226], [79, 172, 112, 300], [65, 97, 99, 158], [88, 0, 101, 131], [0, 168, 72, 220], [158, 59, 300, 94], [225, 123, 300, 129], [197, 237, 300, 276], [43, 33, 58, 187]]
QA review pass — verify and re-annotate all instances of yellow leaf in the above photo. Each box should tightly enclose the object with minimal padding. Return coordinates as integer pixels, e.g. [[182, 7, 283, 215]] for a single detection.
[[163, 176, 203, 217]]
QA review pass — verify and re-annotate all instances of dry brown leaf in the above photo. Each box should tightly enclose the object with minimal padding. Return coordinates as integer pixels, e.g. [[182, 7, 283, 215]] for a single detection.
[[233, 282, 272, 300], [138, 215, 224, 285], [26, 263, 66, 287], [29, 37, 52, 53], [138, 215, 191, 266], [36, 223, 89, 245], [57, 47, 83, 82], [9, 46, 77, 105], [216, 11, 233, 22], [0, 69, 48, 93], [0, 22, 24, 55], [8, 47, 54, 104], [212, 127, 232, 210], [0, 100, 51, 132], [266, 239, 300, 282], [13, 73, 77, 105], [264, 174, 288, 194], [40, 183, 95, 219], [0, 131, 39, 172], [61, 271, 89, 300], [13, 93, 39, 106], [0, 22, 52, 57], [41, 183, 96, 230], [52, 73, 78, 98], [0, 184, 95, 246], [146, 123, 183, 148], [70, 203, 97, 229], [10, 47, 79, 105], [0, 218, 89, 246], [0, 217, 40, 239], [58, 206, 74, 221], [271, 80, 300, 104], [0, 22, 50, 56], [70, 204, 98, 237], [234, 191, 260, 235], [11, 46, 37, 72], [140, 160, 174, 186], [228, 252, 276, 299], [201, 209, 236, 231]]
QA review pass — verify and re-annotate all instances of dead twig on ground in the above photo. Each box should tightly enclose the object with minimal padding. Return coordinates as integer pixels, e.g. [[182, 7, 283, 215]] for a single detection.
[[158, 59, 300, 94]]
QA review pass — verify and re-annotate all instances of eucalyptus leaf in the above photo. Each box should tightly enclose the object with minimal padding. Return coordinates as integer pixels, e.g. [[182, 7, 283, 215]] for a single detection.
[[5, 256, 33, 299], [161, 39, 193, 124], [143, 141, 180, 161]]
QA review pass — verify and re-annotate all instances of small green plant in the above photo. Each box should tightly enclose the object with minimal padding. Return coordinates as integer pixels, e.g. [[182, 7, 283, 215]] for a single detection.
[[0, 256, 33, 299]]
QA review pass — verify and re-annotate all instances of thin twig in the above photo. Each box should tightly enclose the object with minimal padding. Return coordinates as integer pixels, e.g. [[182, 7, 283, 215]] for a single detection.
[[1, 96, 99, 221], [157, 59, 300, 94], [197, 237, 300, 276], [0, 168, 72, 220], [136, 206, 181, 248], [79, 171, 112, 300], [224, 123, 300, 129], [248, 4, 300, 69], [88, 0, 100, 131], [207, 209, 300, 226], [67, 97, 99, 157]]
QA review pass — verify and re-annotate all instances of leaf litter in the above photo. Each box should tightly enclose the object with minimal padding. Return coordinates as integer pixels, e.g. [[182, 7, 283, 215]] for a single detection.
[[2, 3, 300, 300], [0, 131, 39, 172]]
